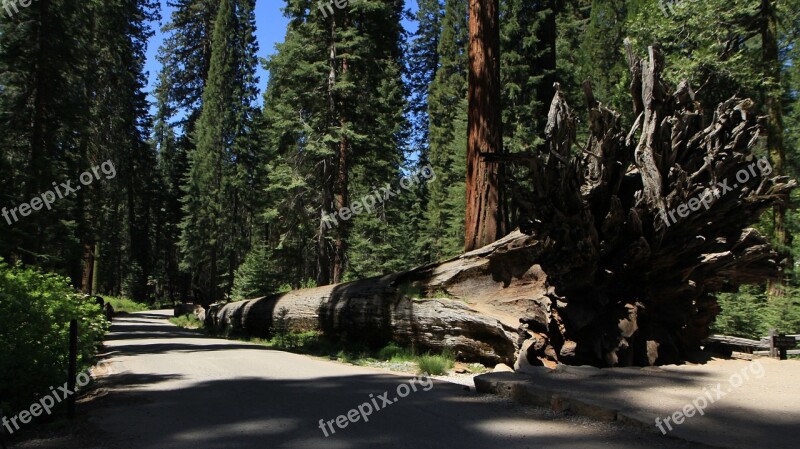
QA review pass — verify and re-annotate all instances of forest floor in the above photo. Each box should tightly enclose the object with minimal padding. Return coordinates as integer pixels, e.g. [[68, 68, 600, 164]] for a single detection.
[[9, 310, 704, 448]]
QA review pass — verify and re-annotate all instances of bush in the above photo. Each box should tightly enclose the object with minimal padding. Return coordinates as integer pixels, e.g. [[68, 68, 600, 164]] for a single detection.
[[713, 285, 800, 339], [377, 343, 415, 362], [416, 352, 455, 375], [103, 295, 148, 313], [169, 314, 203, 329], [0, 260, 108, 414]]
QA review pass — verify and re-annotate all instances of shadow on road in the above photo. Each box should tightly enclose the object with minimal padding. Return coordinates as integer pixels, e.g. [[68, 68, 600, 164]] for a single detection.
[[75, 311, 799, 449]]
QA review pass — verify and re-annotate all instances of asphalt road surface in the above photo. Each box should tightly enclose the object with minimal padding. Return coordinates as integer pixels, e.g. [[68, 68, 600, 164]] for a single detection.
[[86, 310, 704, 449]]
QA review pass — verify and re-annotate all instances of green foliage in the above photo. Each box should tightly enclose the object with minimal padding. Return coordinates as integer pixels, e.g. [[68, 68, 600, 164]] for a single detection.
[[103, 296, 149, 313], [179, 0, 260, 302], [232, 241, 278, 301], [270, 307, 297, 348], [713, 286, 800, 339], [0, 261, 108, 413], [377, 343, 416, 362], [0, 0, 159, 301], [259, 0, 412, 285], [424, 0, 469, 261], [169, 314, 204, 329], [416, 352, 456, 375]]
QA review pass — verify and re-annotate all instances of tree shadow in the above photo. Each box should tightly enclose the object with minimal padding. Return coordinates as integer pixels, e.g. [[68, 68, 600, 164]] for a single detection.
[[87, 374, 702, 449]]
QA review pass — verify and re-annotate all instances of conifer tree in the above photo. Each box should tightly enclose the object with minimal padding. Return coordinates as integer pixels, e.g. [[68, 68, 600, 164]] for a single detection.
[[179, 0, 260, 302], [424, 0, 470, 260]]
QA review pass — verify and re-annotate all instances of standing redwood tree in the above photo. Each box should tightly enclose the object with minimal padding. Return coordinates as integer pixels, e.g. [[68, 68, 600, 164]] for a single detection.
[[465, 0, 505, 251]]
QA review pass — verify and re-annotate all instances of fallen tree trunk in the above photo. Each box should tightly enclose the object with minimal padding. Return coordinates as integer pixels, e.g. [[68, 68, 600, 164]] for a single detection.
[[205, 43, 795, 368], [203, 249, 531, 365], [204, 230, 560, 365]]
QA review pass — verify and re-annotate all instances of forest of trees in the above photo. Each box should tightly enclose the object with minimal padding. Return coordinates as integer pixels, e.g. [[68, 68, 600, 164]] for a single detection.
[[1, 0, 799, 335]]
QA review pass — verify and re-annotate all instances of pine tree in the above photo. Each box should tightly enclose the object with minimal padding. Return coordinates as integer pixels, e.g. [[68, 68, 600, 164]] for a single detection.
[[0, 0, 88, 274], [257, 0, 408, 288], [500, 0, 551, 153], [408, 0, 444, 158], [179, 0, 260, 302], [156, 0, 219, 131], [577, 0, 630, 115], [153, 0, 222, 301], [424, 0, 470, 260], [405, 0, 444, 265]]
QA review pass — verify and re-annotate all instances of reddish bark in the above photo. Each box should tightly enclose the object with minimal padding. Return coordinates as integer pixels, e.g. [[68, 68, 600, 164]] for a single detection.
[[465, 0, 505, 252]]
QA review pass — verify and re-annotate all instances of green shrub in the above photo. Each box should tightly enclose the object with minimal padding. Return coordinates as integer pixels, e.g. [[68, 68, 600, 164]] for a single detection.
[[169, 314, 203, 329], [103, 295, 148, 313], [270, 307, 297, 348], [713, 285, 800, 339], [0, 260, 108, 414], [416, 352, 455, 375], [378, 343, 415, 362]]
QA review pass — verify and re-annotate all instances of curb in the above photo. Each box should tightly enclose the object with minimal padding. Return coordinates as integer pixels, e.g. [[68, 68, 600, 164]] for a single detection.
[[474, 372, 654, 429]]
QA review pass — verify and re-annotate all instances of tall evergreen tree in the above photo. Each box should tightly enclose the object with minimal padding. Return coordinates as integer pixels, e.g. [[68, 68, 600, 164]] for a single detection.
[[179, 0, 260, 302], [152, 0, 221, 301], [257, 0, 408, 288], [0, 0, 88, 275], [408, 0, 444, 159], [578, 0, 629, 114], [424, 0, 470, 260]]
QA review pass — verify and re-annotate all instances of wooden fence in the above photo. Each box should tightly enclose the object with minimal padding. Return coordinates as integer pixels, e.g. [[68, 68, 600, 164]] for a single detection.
[[704, 330, 799, 359]]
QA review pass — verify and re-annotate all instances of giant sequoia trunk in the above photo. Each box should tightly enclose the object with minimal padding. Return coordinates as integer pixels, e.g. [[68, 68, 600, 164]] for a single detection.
[[206, 45, 794, 368], [465, 0, 505, 251]]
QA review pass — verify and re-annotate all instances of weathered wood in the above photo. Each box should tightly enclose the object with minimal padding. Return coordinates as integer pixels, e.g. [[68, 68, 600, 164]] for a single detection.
[[204, 265, 523, 365], [704, 335, 768, 350], [755, 349, 800, 356], [494, 43, 795, 367]]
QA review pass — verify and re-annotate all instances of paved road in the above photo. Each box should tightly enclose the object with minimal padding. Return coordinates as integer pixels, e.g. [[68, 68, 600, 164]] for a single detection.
[[88, 310, 702, 449]]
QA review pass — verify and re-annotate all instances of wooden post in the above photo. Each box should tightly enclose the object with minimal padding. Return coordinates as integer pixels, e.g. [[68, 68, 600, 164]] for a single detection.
[[769, 329, 778, 359], [779, 335, 788, 360], [67, 319, 77, 419], [91, 241, 100, 295], [0, 402, 7, 449]]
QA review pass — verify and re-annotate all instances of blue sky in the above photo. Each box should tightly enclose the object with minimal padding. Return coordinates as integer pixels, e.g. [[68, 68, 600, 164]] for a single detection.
[[143, 1, 419, 111]]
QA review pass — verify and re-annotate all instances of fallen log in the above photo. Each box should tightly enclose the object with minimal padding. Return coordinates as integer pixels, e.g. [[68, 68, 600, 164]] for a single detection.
[[203, 259, 527, 365], [206, 43, 794, 369]]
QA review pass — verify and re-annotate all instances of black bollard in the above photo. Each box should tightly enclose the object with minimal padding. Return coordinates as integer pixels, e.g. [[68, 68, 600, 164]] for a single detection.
[[68, 319, 77, 419]]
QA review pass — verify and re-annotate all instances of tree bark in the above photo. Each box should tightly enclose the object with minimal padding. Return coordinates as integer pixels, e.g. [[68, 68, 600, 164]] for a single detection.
[[465, 0, 505, 252], [334, 20, 350, 284], [204, 235, 531, 365], [762, 0, 789, 293]]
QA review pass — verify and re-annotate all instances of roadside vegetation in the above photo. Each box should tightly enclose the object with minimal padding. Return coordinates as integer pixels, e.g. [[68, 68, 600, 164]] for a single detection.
[[168, 313, 470, 375], [169, 314, 204, 329], [103, 296, 150, 313], [712, 285, 800, 339], [0, 260, 108, 415]]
